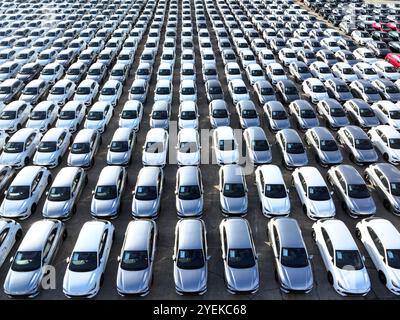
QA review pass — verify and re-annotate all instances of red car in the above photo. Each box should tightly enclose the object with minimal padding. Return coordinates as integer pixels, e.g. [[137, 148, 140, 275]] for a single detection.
[[372, 22, 392, 32], [387, 22, 400, 32], [385, 53, 400, 68]]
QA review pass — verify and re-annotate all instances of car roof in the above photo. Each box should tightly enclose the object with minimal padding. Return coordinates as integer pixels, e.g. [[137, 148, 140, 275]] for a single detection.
[[298, 167, 326, 185], [221, 164, 244, 184], [345, 125, 369, 138], [311, 127, 334, 140], [258, 164, 285, 184], [374, 163, 400, 182], [124, 220, 154, 251], [74, 128, 96, 143], [74, 220, 108, 252], [52, 166, 81, 187], [336, 164, 365, 184], [321, 219, 357, 249], [78, 79, 97, 87], [9, 128, 37, 142], [275, 218, 304, 248], [223, 218, 252, 248], [216, 126, 234, 139], [19, 220, 58, 251], [178, 128, 198, 141], [210, 99, 227, 109], [103, 79, 121, 87], [177, 219, 203, 249], [366, 218, 400, 249], [111, 128, 132, 141], [178, 166, 199, 185], [97, 166, 122, 185], [12, 165, 43, 186], [156, 79, 171, 87], [280, 128, 301, 142], [375, 125, 400, 137], [245, 126, 266, 140], [25, 79, 45, 87], [41, 127, 67, 141], [90, 101, 109, 111], [1, 78, 21, 86], [62, 101, 83, 110], [137, 166, 161, 186]]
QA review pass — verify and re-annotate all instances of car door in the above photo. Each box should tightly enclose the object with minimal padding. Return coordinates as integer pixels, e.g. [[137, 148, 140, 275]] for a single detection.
[[272, 226, 281, 266], [366, 227, 386, 271], [320, 228, 335, 271], [298, 173, 308, 204], [42, 227, 58, 265], [0, 227, 10, 258], [98, 229, 109, 272]]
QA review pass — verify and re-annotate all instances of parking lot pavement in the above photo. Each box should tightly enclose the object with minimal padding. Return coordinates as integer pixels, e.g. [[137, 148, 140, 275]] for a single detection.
[[0, 0, 400, 300]]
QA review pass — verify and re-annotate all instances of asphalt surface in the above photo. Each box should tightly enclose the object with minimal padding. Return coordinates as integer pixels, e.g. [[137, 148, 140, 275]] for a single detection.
[[0, 0, 399, 300]]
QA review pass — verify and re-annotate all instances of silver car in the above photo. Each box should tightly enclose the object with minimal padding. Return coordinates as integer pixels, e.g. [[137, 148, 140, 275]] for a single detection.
[[243, 127, 272, 165], [67, 129, 101, 168], [4, 219, 66, 298], [91, 166, 127, 218], [289, 100, 320, 131], [305, 127, 343, 166], [176, 166, 203, 217], [220, 218, 259, 294], [276, 129, 309, 170], [150, 100, 170, 129], [316, 99, 350, 130], [327, 164, 376, 217], [107, 128, 135, 166], [236, 100, 260, 129], [263, 101, 290, 132], [42, 167, 87, 219], [209, 99, 230, 128], [173, 219, 208, 295], [268, 217, 313, 293], [118, 100, 143, 131], [129, 79, 149, 103], [116, 220, 157, 296], [219, 165, 248, 215], [132, 167, 164, 219]]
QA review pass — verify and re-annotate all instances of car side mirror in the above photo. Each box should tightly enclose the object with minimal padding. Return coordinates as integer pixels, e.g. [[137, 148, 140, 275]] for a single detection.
[[68, 146, 71, 150], [117, 256, 121, 262], [330, 191, 334, 195], [4, 191, 7, 196], [91, 190, 95, 195], [206, 255, 211, 261], [222, 253, 226, 260], [172, 254, 176, 261], [308, 255, 314, 260], [45, 191, 49, 196], [174, 190, 178, 195], [132, 190, 135, 195], [66, 257, 70, 264], [107, 144, 110, 148], [362, 255, 366, 262], [9, 256, 13, 263]]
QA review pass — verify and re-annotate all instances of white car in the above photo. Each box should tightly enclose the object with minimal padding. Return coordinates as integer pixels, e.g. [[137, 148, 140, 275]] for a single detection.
[[351, 30, 373, 45], [212, 126, 240, 165], [19, 79, 48, 106], [266, 63, 288, 84], [368, 125, 400, 164], [157, 62, 173, 81], [302, 78, 330, 103], [371, 101, 400, 130], [142, 128, 169, 167], [239, 49, 257, 68], [0, 131, 9, 150], [106, 128, 135, 166], [37, 49, 58, 66], [278, 48, 297, 66], [245, 63, 265, 85], [255, 164, 290, 217], [178, 101, 199, 129], [373, 61, 400, 81], [119, 100, 143, 131], [0, 101, 31, 133], [154, 79, 173, 104], [258, 49, 276, 68], [353, 48, 377, 64], [292, 166, 336, 219], [98, 80, 122, 107], [0, 165, 51, 219], [56, 101, 87, 133], [39, 62, 64, 85], [309, 61, 334, 81], [47, 79, 76, 107], [67, 129, 101, 168], [63, 220, 114, 298], [179, 79, 197, 103], [312, 218, 371, 296], [0, 219, 21, 268], [74, 79, 99, 106], [181, 62, 196, 81], [228, 79, 250, 104], [176, 128, 201, 166], [33, 128, 71, 168], [331, 63, 359, 83], [0, 128, 41, 168], [84, 102, 113, 133], [353, 62, 380, 81], [225, 62, 242, 82], [356, 218, 400, 295]]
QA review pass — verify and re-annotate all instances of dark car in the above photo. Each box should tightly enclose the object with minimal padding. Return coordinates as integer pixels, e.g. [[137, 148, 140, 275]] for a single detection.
[[276, 79, 300, 104]]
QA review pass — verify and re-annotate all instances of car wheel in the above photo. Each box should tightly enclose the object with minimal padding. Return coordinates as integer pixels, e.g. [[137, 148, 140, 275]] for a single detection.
[[327, 272, 334, 285], [17, 124, 22, 130], [62, 229, 68, 241], [103, 124, 107, 132], [15, 229, 22, 241], [383, 199, 391, 212], [383, 153, 389, 162], [31, 203, 37, 214], [378, 271, 387, 285], [47, 124, 51, 131], [75, 124, 79, 132], [112, 230, 115, 241]]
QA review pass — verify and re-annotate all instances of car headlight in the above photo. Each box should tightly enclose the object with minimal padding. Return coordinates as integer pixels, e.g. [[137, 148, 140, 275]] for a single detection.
[[337, 281, 346, 290], [392, 280, 400, 289]]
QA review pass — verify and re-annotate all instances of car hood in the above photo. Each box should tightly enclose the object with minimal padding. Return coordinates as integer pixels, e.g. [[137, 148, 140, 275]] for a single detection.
[[177, 152, 200, 165], [271, 118, 290, 130], [179, 119, 197, 129], [0, 119, 15, 130], [117, 268, 151, 294], [107, 151, 128, 164], [220, 195, 248, 214], [57, 119, 75, 129], [217, 150, 239, 164], [286, 152, 308, 167], [142, 152, 165, 166], [336, 92, 354, 101], [68, 153, 90, 166], [336, 268, 370, 293], [320, 150, 343, 164], [74, 94, 92, 101], [251, 150, 272, 164], [43, 199, 71, 218], [85, 119, 104, 130], [176, 197, 203, 216], [26, 119, 47, 129], [47, 94, 64, 102], [132, 199, 158, 217], [263, 196, 290, 215], [33, 151, 57, 164], [350, 197, 376, 215], [0, 199, 29, 217], [225, 265, 259, 292], [4, 268, 41, 295], [387, 93, 400, 102], [242, 118, 260, 128], [91, 198, 118, 216], [280, 264, 313, 291], [300, 117, 319, 128], [119, 119, 139, 129], [354, 148, 378, 162], [63, 270, 98, 296], [150, 119, 169, 128], [174, 266, 207, 293], [0, 152, 22, 165], [308, 199, 336, 218], [331, 116, 350, 126], [211, 117, 229, 127]]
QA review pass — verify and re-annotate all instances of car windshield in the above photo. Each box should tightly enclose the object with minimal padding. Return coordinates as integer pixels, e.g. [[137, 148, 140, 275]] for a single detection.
[[389, 110, 400, 119], [145, 141, 164, 153], [242, 109, 257, 118], [271, 110, 287, 120], [88, 68, 101, 75], [121, 110, 137, 119], [336, 85, 350, 93], [285, 52, 296, 58], [71, 143, 90, 154], [273, 69, 285, 75], [223, 183, 245, 198], [177, 249, 204, 270], [320, 67, 331, 74], [181, 87, 195, 95], [178, 185, 201, 200], [101, 88, 116, 95], [264, 184, 286, 198], [50, 87, 65, 95], [4, 141, 24, 153], [331, 107, 346, 116], [48, 186, 70, 201], [181, 110, 196, 120], [30, 111, 47, 120], [391, 182, 400, 196], [355, 138, 373, 149], [0, 111, 16, 120], [364, 68, 376, 75], [137, 68, 149, 75], [284, 86, 297, 94], [182, 69, 194, 75], [212, 108, 227, 118], [120, 250, 149, 271], [320, 139, 338, 151], [228, 68, 240, 75], [135, 185, 157, 200], [76, 87, 91, 95], [209, 86, 222, 94], [219, 139, 235, 151], [0, 67, 10, 74], [386, 86, 400, 94], [110, 141, 129, 152], [348, 184, 370, 198], [300, 109, 316, 118], [335, 250, 363, 270], [20, 67, 34, 75], [228, 248, 255, 269], [179, 141, 198, 153], [281, 247, 309, 268], [308, 186, 331, 201], [131, 86, 144, 94], [87, 111, 104, 120], [287, 142, 304, 154], [342, 68, 355, 75], [11, 251, 41, 272], [69, 251, 97, 272], [385, 66, 397, 73], [6, 185, 30, 200], [251, 70, 263, 76], [67, 68, 81, 75], [95, 185, 117, 200], [0, 86, 11, 94], [159, 69, 171, 76], [364, 86, 378, 94], [387, 249, 400, 269], [312, 85, 326, 93], [389, 138, 400, 149], [38, 141, 57, 152], [59, 110, 76, 120], [234, 86, 247, 94], [252, 139, 269, 151], [156, 87, 170, 94]]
